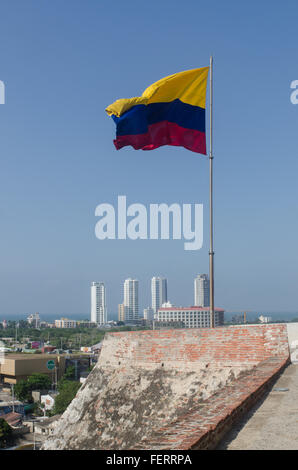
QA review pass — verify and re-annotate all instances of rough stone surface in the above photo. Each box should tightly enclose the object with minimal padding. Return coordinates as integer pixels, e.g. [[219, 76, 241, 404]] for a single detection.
[[42, 325, 290, 450], [42, 363, 252, 450]]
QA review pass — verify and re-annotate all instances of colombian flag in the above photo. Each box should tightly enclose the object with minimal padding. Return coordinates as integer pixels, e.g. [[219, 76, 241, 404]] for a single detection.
[[106, 66, 209, 155]]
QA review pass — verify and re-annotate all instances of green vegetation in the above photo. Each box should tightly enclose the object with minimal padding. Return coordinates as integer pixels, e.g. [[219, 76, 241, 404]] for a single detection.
[[52, 380, 81, 415], [63, 365, 76, 380], [0, 323, 150, 350], [51, 366, 82, 415], [0, 418, 12, 448], [14, 373, 52, 402], [14, 381, 31, 402]]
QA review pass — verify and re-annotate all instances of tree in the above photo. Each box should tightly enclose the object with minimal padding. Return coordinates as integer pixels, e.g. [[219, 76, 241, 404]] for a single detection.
[[0, 418, 12, 447], [27, 373, 51, 391], [63, 366, 75, 380], [14, 380, 30, 402], [18, 320, 28, 329], [14, 374, 52, 402], [53, 381, 81, 415]]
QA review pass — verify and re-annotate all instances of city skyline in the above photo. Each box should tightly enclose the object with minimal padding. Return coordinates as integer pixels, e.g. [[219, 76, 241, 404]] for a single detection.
[[2, 268, 298, 320], [93, 273, 214, 323]]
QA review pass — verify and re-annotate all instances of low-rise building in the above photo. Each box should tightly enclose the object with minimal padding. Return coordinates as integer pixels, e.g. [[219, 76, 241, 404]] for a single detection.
[[143, 307, 154, 321], [80, 347, 92, 353], [0, 353, 92, 385], [0, 354, 65, 385], [259, 315, 272, 324], [156, 306, 224, 328], [1, 411, 23, 427], [27, 313, 41, 328], [40, 394, 56, 411], [54, 318, 77, 329], [76, 321, 97, 328], [33, 415, 61, 436], [0, 400, 24, 417]]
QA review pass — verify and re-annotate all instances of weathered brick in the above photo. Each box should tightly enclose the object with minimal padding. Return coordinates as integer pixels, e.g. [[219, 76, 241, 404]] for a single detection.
[[42, 324, 290, 450]]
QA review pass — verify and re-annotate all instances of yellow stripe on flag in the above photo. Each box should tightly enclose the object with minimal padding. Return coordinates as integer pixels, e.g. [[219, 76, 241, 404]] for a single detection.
[[106, 66, 209, 117]]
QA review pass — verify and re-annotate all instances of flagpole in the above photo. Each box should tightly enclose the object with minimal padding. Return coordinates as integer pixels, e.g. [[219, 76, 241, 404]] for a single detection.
[[209, 56, 215, 328]]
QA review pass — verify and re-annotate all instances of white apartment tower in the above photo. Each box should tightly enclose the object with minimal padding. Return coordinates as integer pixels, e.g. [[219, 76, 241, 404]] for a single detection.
[[194, 274, 210, 307], [151, 276, 168, 313], [91, 282, 107, 325], [123, 278, 139, 322]]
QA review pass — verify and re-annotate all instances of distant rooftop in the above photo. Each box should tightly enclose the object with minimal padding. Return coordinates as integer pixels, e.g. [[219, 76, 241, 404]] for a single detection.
[[158, 306, 224, 311], [3, 353, 92, 360]]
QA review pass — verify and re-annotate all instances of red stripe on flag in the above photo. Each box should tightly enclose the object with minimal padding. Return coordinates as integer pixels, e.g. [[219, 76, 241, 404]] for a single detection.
[[114, 121, 206, 155]]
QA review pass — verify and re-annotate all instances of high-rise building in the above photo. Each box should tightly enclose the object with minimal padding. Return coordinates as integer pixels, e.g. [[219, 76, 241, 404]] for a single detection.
[[194, 274, 210, 307], [118, 303, 125, 322], [123, 278, 139, 322], [151, 277, 168, 313], [91, 282, 107, 325]]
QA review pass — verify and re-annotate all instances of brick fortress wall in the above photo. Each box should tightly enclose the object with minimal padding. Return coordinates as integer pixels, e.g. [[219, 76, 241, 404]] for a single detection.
[[101, 324, 289, 369], [42, 324, 290, 450]]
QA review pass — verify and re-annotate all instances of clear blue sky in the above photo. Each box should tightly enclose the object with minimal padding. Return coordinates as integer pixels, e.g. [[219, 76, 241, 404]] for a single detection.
[[0, 0, 297, 318]]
